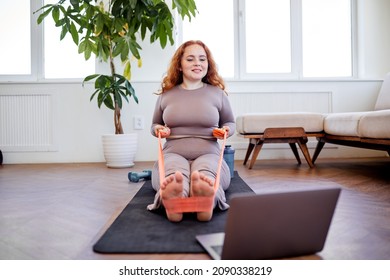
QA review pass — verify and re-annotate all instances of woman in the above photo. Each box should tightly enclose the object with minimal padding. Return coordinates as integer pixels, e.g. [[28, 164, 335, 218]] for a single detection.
[[148, 40, 235, 222]]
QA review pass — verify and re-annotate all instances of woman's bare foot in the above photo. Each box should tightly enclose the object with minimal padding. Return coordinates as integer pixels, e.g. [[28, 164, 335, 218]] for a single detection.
[[191, 171, 215, 221], [161, 171, 184, 222]]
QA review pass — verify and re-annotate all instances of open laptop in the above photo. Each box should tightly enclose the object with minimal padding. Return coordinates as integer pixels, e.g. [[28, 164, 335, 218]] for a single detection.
[[196, 187, 341, 260]]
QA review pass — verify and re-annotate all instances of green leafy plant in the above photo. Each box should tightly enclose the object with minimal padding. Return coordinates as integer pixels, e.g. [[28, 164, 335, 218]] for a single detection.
[[35, 0, 197, 134]]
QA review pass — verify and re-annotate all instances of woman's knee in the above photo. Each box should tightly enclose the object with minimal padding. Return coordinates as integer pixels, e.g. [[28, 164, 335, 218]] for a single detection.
[[164, 153, 190, 176]]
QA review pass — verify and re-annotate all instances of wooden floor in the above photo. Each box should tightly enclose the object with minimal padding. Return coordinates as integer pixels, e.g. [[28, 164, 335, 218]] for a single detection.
[[0, 157, 389, 260]]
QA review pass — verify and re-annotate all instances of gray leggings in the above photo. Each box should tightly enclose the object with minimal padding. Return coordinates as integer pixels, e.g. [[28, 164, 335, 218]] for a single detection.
[[147, 152, 231, 211]]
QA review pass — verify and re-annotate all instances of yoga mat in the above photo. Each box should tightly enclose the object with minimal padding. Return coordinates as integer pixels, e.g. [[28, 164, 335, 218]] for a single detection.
[[93, 171, 254, 254]]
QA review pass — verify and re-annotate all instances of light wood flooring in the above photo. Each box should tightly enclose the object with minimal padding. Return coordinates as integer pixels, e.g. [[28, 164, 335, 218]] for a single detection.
[[0, 157, 389, 260]]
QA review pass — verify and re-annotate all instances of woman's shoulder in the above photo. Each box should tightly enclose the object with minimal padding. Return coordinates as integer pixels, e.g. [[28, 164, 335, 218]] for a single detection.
[[166, 85, 183, 93], [159, 85, 181, 97], [205, 83, 226, 94]]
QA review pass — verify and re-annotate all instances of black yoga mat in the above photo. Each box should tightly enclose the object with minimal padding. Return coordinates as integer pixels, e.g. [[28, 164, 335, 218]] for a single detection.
[[93, 171, 254, 254]]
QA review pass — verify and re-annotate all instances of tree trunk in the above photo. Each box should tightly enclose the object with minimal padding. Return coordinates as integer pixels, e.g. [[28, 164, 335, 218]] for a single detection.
[[114, 103, 124, 134], [110, 45, 123, 134]]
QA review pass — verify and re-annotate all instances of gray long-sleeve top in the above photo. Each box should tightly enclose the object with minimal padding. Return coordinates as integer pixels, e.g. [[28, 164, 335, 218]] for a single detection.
[[151, 84, 235, 160]]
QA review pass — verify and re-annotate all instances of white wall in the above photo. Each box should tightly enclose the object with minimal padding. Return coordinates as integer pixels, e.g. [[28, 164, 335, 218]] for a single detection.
[[1, 0, 389, 164], [0, 79, 386, 164], [357, 0, 390, 79]]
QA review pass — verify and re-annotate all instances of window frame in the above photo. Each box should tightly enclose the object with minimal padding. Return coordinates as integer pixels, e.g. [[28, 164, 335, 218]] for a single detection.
[[239, 0, 357, 80], [238, 0, 298, 80]]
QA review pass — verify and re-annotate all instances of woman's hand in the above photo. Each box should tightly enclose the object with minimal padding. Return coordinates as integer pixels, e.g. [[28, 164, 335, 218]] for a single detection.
[[155, 125, 171, 138], [213, 126, 229, 139]]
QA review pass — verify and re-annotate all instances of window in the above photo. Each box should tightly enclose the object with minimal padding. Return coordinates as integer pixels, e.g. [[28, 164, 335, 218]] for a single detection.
[[245, 0, 291, 74], [0, 0, 31, 75], [1, 0, 355, 81], [0, 0, 95, 81], [43, 0, 95, 79], [302, 0, 352, 77], [181, 0, 235, 78], [181, 0, 354, 79]]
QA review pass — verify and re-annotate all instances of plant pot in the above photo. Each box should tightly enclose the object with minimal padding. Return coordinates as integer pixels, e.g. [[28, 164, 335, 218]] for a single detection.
[[102, 133, 138, 168]]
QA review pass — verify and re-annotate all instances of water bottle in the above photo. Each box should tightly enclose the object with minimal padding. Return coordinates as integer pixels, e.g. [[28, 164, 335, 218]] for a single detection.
[[223, 145, 235, 178]]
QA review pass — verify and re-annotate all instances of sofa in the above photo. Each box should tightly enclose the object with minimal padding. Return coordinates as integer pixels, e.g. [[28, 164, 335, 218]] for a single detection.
[[312, 73, 390, 162], [236, 73, 390, 168]]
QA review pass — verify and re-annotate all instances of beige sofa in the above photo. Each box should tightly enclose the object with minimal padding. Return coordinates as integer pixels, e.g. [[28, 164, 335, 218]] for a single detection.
[[237, 73, 390, 168], [312, 73, 390, 162]]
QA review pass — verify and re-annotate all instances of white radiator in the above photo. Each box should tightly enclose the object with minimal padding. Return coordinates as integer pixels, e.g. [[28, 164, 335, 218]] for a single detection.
[[0, 92, 57, 152]]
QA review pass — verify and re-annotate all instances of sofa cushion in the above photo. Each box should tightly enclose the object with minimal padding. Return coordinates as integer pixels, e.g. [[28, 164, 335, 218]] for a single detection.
[[324, 112, 370, 137], [358, 109, 390, 138], [236, 112, 324, 134], [375, 72, 390, 111]]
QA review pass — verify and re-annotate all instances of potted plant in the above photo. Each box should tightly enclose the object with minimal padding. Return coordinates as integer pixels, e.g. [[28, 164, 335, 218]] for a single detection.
[[35, 0, 197, 167]]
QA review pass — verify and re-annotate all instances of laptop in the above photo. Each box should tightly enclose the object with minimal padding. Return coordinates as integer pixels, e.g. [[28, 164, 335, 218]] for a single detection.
[[196, 187, 341, 260]]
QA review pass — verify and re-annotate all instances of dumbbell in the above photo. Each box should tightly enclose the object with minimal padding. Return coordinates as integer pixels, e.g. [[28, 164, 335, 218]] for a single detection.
[[128, 170, 152, 182]]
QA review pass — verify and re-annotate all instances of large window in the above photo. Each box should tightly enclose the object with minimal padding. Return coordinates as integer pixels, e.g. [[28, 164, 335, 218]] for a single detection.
[[181, 0, 354, 79], [1, 0, 355, 81]]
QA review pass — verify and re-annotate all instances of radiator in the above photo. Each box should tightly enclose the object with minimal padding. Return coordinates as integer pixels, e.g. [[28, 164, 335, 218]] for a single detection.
[[0, 92, 57, 152]]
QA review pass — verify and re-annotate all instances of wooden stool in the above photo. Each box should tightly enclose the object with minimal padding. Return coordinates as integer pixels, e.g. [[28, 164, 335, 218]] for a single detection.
[[243, 127, 316, 169]]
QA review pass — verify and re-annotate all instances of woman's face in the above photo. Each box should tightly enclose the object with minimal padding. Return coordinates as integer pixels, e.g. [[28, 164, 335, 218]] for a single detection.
[[180, 44, 208, 83]]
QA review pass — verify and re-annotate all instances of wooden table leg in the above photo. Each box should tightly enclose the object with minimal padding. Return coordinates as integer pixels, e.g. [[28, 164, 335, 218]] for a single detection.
[[248, 140, 264, 169], [289, 143, 302, 164], [297, 138, 314, 168], [243, 139, 256, 165], [312, 138, 326, 163]]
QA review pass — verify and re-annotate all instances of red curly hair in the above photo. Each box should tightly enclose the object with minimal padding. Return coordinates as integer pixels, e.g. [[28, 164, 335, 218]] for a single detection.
[[160, 40, 225, 93]]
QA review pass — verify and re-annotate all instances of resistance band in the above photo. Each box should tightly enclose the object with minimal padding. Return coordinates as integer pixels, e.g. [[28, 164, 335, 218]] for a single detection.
[[158, 130, 227, 214]]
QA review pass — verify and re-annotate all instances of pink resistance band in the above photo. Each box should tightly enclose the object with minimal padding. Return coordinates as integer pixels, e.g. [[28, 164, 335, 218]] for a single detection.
[[158, 130, 227, 214]]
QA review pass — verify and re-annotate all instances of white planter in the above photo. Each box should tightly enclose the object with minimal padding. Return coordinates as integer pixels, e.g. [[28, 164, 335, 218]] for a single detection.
[[102, 133, 138, 168]]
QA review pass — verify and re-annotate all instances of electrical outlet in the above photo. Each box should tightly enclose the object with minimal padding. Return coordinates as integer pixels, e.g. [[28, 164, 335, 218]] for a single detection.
[[133, 115, 144, 130]]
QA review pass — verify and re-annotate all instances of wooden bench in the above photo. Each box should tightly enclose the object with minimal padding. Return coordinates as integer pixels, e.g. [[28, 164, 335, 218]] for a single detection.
[[241, 127, 325, 169]]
